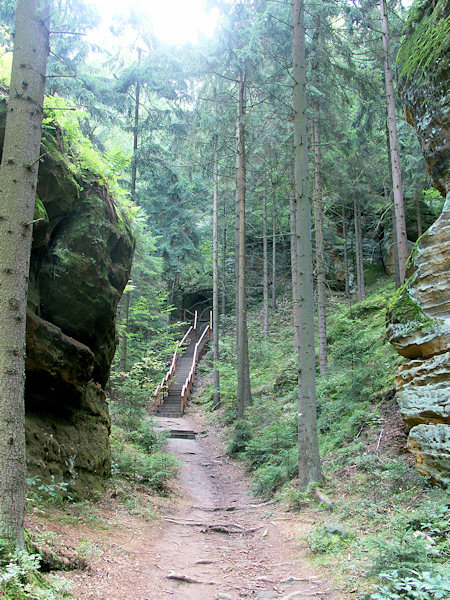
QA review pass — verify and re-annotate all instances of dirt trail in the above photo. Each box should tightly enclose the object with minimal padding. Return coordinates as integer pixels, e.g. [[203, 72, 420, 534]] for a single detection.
[[46, 410, 342, 600]]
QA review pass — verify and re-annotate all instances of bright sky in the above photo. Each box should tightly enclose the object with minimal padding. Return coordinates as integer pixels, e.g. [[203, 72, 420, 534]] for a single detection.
[[89, 0, 220, 46]]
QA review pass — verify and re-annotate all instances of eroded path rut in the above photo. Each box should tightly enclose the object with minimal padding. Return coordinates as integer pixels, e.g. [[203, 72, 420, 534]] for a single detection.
[[62, 410, 341, 600]]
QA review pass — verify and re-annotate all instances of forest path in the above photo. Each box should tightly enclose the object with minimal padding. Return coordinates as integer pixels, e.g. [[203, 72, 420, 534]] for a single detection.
[[51, 408, 342, 600]]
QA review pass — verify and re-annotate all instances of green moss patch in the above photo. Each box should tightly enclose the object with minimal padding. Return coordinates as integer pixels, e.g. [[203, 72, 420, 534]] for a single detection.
[[397, 0, 450, 81]]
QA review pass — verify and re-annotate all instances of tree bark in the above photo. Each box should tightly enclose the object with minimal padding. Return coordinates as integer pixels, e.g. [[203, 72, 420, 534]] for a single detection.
[[290, 187, 300, 354], [221, 196, 227, 336], [0, 0, 49, 549], [119, 290, 130, 373], [385, 124, 401, 287], [342, 205, 350, 297], [353, 189, 365, 301], [312, 111, 327, 374], [131, 47, 141, 202], [415, 193, 422, 237], [212, 145, 220, 408], [262, 176, 269, 338], [292, 0, 322, 490], [271, 192, 277, 310], [236, 69, 252, 419], [380, 0, 408, 284]]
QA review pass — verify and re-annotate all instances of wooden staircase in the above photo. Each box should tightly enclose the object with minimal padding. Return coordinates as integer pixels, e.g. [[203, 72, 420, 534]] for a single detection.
[[152, 313, 211, 418]]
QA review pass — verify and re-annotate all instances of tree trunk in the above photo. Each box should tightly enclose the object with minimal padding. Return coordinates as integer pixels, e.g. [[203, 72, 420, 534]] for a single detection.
[[290, 187, 300, 354], [342, 205, 350, 297], [262, 176, 269, 337], [271, 192, 277, 310], [416, 193, 422, 238], [212, 146, 220, 408], [221, 197, 227, 337], [131, 48, 141, 202], [380, 0, 408, 284], [0, 0, 49, 549], [292, 0, 322, 490], [236, 69, 252, 419], [353, 190, 365, 301], [119, 290, 130, 373], [312, 111, 327, 374], [385, 124, 401, 287]]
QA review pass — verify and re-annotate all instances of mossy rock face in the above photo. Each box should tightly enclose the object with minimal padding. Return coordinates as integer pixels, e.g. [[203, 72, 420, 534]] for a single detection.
[[37, 181, 134, 385], [398, 0, 449, 196], [0, 103, 134, 496], [387, 0, 450, 488]]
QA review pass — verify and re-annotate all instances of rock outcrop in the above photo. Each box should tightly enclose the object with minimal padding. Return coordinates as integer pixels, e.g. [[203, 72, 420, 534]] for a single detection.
[[386, 0, 449, 487], [0, 95, 135, 496]]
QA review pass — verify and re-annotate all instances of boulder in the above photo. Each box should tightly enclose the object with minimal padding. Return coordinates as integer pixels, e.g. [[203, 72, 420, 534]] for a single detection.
[[386, 0, 449, 487], [1, 94, 135, 496]]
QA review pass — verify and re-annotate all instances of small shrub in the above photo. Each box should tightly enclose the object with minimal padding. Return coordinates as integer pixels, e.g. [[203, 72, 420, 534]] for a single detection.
[[125, 418, 169, 453], [306, 523, 354, 554], [26, 476, 70, 505], [368, 533, 438, 576], [113, 448, 178, 493], [252, 447, 298, 498], [227, 420, 252, 455], [369, 569, 450, 600]]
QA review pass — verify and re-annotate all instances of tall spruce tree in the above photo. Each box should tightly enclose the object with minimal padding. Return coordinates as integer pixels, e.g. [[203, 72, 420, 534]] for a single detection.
[[0, 0, 49, 549]]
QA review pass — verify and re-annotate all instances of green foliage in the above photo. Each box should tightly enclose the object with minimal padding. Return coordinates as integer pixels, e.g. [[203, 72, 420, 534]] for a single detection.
[[42, 95, 131, 206], [26, 476, 70, 505], [110, 419, 176, 493], [251, 447, 298, 499], [397, 0, 450, 81], [0, 46, 12, 84], [368, 534, 439, 576], [0, 547, 73, 600], [369, 569, 450, 600], [112, 446, 178, 493], [124, 419, 169, 454], [306, 523, 354, 554]]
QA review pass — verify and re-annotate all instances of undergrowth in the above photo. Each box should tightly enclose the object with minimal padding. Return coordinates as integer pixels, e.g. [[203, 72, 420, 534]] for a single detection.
[[197, 276, 449, 598]]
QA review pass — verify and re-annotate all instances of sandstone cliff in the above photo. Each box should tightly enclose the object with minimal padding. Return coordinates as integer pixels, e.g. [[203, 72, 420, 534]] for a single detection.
[[0, 95, 135, 496], [386, 0, 449, 487]]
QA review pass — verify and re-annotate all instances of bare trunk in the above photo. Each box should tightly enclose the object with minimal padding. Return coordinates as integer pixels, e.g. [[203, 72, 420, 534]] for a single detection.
[[353, 190, 365, 301], [292, 0, 322, 490], [416, 193, 422, 237], [119, 291, 130, 373], [0, 0, 49, 549], [271, 193, 277, 310], [212, 147, 220, 407], [236, 70, 252, 419], [380, 0, 408, 284], [221, 197, 227, 336], [262, 177, 269, 337], [312, 112, 327, 374], [290, 188, 300, 354], [342, 205, 350, 297], [385, 124, 401, 287], [131, 48, 141, 202]]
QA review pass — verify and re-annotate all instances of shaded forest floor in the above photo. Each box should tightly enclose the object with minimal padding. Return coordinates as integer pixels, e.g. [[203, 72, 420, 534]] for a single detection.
[[27, 408, 344, 600]]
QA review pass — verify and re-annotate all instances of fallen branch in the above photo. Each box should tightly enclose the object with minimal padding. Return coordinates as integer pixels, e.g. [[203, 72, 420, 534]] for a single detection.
[[313, 488, 333, 511], [279, 589, 327, 600], [166, 571, 214, 585], [191, 499, 275, 512], [281, 576, 320, 584], [201, 523, 261, 534], [163, 517, 261, 534], [376, 428, 384, 459]]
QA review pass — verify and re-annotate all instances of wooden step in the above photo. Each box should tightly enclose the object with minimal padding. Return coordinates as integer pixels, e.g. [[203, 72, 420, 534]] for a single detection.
[[169, 429, 195, 439]]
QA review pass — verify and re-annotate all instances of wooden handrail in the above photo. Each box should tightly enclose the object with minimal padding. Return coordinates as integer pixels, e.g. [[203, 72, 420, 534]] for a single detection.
[[181, 320, 211, 414], [152, 314, 196, 413], [193, 310, 198, 332]]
